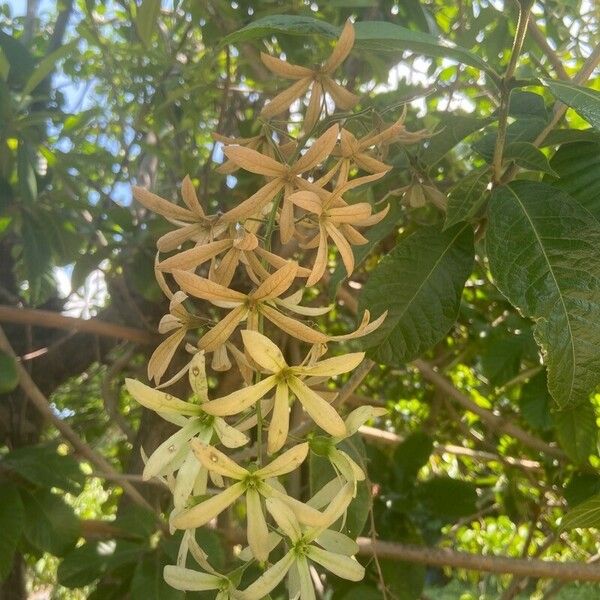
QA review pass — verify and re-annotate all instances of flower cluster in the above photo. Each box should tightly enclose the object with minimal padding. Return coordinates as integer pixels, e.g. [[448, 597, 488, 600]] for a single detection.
[[127, 21, 426, 598]]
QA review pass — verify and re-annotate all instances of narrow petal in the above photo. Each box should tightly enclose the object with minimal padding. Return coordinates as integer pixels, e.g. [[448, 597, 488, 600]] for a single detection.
[[293, 124, 339, 174], [288, 378, 347, 438], [297, 556, 316, 600], [354, 153, 391, 174], [172, 270, 246, 303], [265, 497, 302, 542], [236, 551, 295, 600], [126, 378, 201, 416], [171, 481, 245, 529], [297, 352, 365, 377], [256, 442, 309, 478], [223, 146, 286, 177], [360, 203, 390, 226], [241, 329, 287, 372], [197, 306, 248, 352], [253, 261, 298, 300], [181, 175, 205, 217], [274, 296, 332, 317], [261, 484, 329, 527], [213, 418, 250, 448], [201, 375, 277, 416], [173, 452, 201, 509], [157, 223, 204, 253], [315, 529, 359, 556], [327, 203, 372, 223], [304, 82, 323, 132], [288, 191, 323, 215], [307, 547, 364, 581], [211, 247, 241, 287], [260, 306, 328, 344], [246, 489, 270, 562], [344, 406, 388, 437], [190, 441, 247, 479], [261, 78, 312, 118], [279, 191, 296, 245], [254, 247, 312, 278], [325, 223, 354, 276], [163, 565, 223, 591], [147, 328, 187, 384], [221, 179, 285, 223], [133, 186, 193, 221], [323, 20, 355, 73], [158, 239, 232, 271], [330, 309, 387, 341], [323, 78, 359, 110], [260, 52, 313, 79], [189, 351, 209, 403], [339, 223, 369, 244], [268, 382, 290, 454], [306, 228, 329, 287]]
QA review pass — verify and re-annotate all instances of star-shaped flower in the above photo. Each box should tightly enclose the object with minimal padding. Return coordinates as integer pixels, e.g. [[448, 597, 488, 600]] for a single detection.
[[260, 20, 359, 131], [171, 442, 328, 561], [133, 175, 226, 252], [220, 124, 339, 243], [201, 330, 364, 453], [236, 483, 363, 600], [125, 353, 248, 511]]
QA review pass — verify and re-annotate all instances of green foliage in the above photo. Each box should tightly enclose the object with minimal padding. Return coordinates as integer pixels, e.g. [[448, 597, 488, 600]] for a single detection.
[[543, 80, 600, 130], [0, 482, 24, 580], [0, 350, 18, 393]]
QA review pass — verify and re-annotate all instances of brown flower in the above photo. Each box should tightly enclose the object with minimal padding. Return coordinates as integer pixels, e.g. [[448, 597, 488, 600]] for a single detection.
[[260, 20, 359, 130]]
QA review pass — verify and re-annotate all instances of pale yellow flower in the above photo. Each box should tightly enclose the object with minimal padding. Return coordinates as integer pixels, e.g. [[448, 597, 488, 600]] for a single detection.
[[171, 442, 328, 561], [260, 20, 359, 130], [220, 124, 339, 243], [202, 330, 364, 453], [236, 484, 363, 600], [133, 175, 226, 252]]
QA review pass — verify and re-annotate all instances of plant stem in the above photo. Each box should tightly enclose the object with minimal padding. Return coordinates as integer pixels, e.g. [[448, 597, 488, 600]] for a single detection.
[[491, 0, 532, 185]]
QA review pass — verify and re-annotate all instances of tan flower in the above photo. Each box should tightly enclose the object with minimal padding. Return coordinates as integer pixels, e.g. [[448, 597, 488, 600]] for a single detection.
[[201, 330, 364, 452], [158, 227, 311, 286], [133, 175, 226, 252], [260, 20, 359, 130], [289, 174, 390, 285], [220, 124, 339, 244]]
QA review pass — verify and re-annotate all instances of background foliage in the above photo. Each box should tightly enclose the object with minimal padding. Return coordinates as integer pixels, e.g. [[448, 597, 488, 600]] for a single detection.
[[0, 0, 600, 598]]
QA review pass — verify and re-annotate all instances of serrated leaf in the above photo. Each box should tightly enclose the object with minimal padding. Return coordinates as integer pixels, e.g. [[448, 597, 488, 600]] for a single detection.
[[3, 443, 85, 494], [0, 349, 18, 393], [543, 79, 600, 130], [22, 41, 77, 96], [21, 488, 80, 555], [561, 493, 600, 530], [486, 181, 600, 407], [135, 0, 161, 48], [222, 16, 495, 76], [0, 483, 24, 581], [358, 223, 474, 365], [548, 142, 600, 216], [554, 403, 598, 464], [444, 168, 489, 229], [503, 141, 558, 176]]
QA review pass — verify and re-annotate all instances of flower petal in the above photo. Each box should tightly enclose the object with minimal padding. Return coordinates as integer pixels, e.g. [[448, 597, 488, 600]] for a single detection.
[[147, 328, 187, 384], [188, 351, 209, 402], [307, 547, 364, 581], [260, 305, 328, 344], [304, 82, 323, 132], [261, 78, 311, 118], [221, 178, 285, 223], [322, 78, 359, 110], [223, 146, 285, 177], [260, 52, 313, 79], [181, 175, 205, 217], [297, 352, 364, 377], [241, 330, 287, 372], [125, 378, 201, 416], [252, 261, 299, 301], [158, 239, 232, 271], [172, 270, 246, 304], [201, 375, 277, 416], [293, 124, 339, 174], [236, 550, 295, 600], [323, 20, 355, 73], [267, 382, 290, 455], [288, 378, 347, 438], [213, 418, 250, 448], [163, 565, 223, 591], [246, 488, 270, 562], [256, 442, 309, 479], [133, 186, 194, 221], [171, 481, 245, 529], [297, 556, 316, 600], [197, 305, 248, 352], [344, 406, 388, 437], [315, 529, 359, 556], [190, 441, 248, 479], [265, 497, 302, 542]]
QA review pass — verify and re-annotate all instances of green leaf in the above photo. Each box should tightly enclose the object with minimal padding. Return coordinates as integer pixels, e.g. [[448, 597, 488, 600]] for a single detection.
[[444, 168, 490, 229], [554, 403, 598, 464], [58, 541, 113, 588], [23, 41, 77, 96], [21, 488, 80, 555], [543, 79, 600, 130], [0, 350, 18, 394], [17, 143, 37, 203], [329, 200, 403, 297], [548, 142, 600, 216], [519, 371, 553, 432], [358, 223, 474, 365], [135, 0, 161, 48], [0, 483, 24, 581], [486, 181, 600, 407], [393, 431, 433, 489], [222, 16, 495, 76], [130, 550, 184, 600], [379, 559, 425, 600], [542, 128, 600, 147], [416, 477, 478, 521], [421, 115, 492, 165], [564, 474, 600, 507], [3, 444, 85, 494], [561, 493, 600, 530], [0, 48, 9, 81], [503, 141, 558, 176]]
